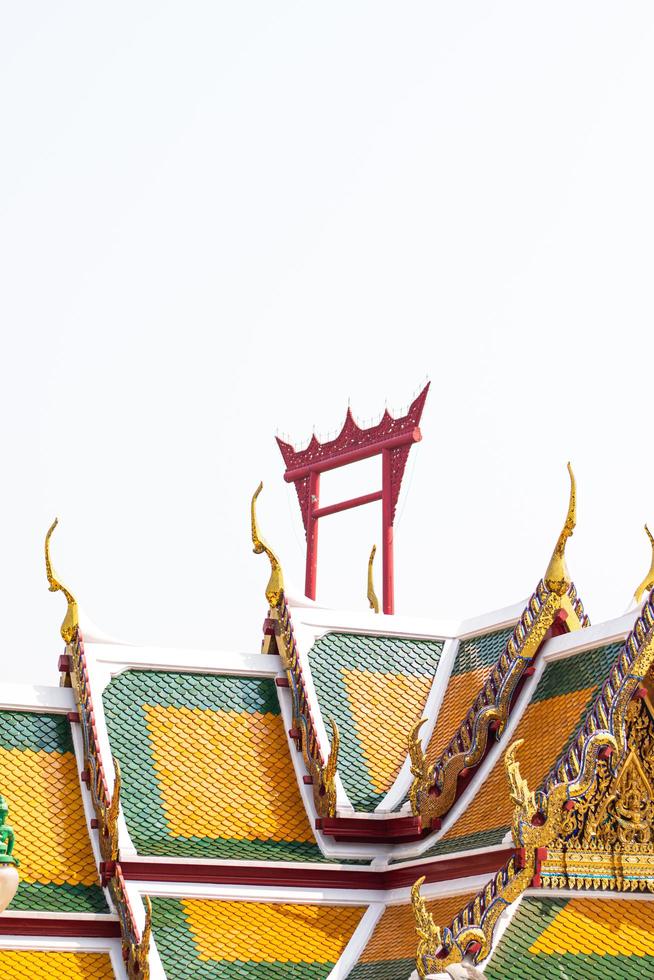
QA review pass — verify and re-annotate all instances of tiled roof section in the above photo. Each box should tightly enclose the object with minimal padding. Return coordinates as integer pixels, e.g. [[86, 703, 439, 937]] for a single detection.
[[307, 633, 443, 810], [424, 642, 623, 856], [103, 670, 323, 861], [150, 896, 365, 979], [0, 709, 107, 913], [426, 627, 515, 767], [485, 895, 654, 978], [349, 892, 476, 980], [0, 951, 114, 978]]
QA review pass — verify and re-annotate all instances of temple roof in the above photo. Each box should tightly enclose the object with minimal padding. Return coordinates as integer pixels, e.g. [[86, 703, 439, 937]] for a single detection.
[[0, 707, 107, 913], [149, 896, 365, 979], [484, 893, 654, 978], [8, 477, 654, 979], [103, 669, 323, 862]]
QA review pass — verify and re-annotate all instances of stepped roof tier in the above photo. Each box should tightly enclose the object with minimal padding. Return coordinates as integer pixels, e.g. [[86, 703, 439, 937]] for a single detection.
[[4, 409, 654, 978]]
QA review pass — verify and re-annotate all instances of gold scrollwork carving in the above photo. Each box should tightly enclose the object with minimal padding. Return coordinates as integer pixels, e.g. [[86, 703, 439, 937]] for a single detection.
[[251, 483, 284, 608]]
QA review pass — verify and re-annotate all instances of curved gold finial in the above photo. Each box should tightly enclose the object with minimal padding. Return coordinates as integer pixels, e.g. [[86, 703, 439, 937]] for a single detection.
[[251, 483, 284, 608], [411, 875, 442, 980], [634, 524, 654, 604], [504, 738, 535, 814], [544, 462, 576, 596], [367, 544, 380, 613], [45, 518, 79, 644]]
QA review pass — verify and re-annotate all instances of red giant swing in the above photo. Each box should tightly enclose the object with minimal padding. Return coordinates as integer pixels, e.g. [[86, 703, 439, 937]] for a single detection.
[[1, 383, 654, 978]]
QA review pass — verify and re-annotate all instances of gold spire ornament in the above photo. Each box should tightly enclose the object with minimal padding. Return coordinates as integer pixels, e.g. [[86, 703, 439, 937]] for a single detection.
[[367, 544, 380, 613], [544, 463, 576, 596], [45, 518, 79, 644], [251, 483, 284, 608], [634, 524, 654, 604]]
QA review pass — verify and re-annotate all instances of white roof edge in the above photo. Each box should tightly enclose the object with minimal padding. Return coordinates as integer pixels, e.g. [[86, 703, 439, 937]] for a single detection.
[[0, 910, 119, 921], [84, 644, 280, 677], [0, 684, 76, 714], [284, 597, 527, 644], [539, 607, 637, 662], [79, 607, 637, 680]]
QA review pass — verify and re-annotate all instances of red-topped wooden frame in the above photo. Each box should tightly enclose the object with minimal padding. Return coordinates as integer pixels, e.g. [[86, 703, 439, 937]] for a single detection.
[[277, 383, 429, 613]]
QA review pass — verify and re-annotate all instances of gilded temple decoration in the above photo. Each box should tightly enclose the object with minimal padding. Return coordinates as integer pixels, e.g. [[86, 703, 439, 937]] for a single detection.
[[251, 482, 284, 608], [634, 524, 654, 604], [408, 465, 588, 830], [367, 544, 380, 613], [411, 876, 443, 980], [44, 518, 79, 644], [504, 739, 535, 821], [543, 694, 654, 893], [122, 891, 152, 980], [96, 759, 122, 863], [273, 594, 342, 818], [544, 462, 576, 596], [320, 718, 340, 818], [408, 717, 429, 815], [414, 590, 654, 974]]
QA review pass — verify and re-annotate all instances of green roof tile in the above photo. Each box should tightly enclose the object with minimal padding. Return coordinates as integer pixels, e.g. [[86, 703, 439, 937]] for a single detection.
[[150, 897, 348, 980], [0, 711, 73, 754], [452, 627, 515, 676], [103, 670, 358, 863], [11, 881, 108, 914], [485, 894, 654, 979], [308, 633, 443, 811]]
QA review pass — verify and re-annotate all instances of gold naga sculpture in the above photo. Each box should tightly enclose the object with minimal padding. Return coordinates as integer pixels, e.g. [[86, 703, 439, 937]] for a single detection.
[[544, 461, 576, 596], [504, 739, 535, 818], [251, 482, 284, 608], [411, 875, 442, 979], [408, 717, 429, 814], [321, 717, 341, 818], [634, 524, 654, 605], [45, 518, 79, 644], [367, 544, 380, 613]]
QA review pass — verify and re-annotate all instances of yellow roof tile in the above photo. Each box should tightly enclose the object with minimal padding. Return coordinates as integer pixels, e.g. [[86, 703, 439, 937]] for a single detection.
[[441, 685, 594, 842], [0, 746, 98, 886], [182, 898, 365, 963], [361, 892, 477, 962], [530, 897, 654, 956], [343, 669, 433, 794], [0, 950, 114, 977], [145, 706, 314, 843]]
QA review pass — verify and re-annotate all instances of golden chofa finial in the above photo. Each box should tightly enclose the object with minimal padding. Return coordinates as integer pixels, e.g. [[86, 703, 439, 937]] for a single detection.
[[367, 544, 380, 613], [544, 462, 576, 596], [633, 524, 654, 604], [251, 483, 284, 608], [45, 518, 79, 644]]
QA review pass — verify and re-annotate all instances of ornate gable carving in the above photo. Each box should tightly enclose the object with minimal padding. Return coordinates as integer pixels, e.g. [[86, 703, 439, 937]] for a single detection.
[[542, 694, 654, 892]]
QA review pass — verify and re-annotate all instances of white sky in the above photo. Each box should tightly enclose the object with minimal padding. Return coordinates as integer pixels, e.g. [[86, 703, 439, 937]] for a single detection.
[[3, 3, 654, 684]]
